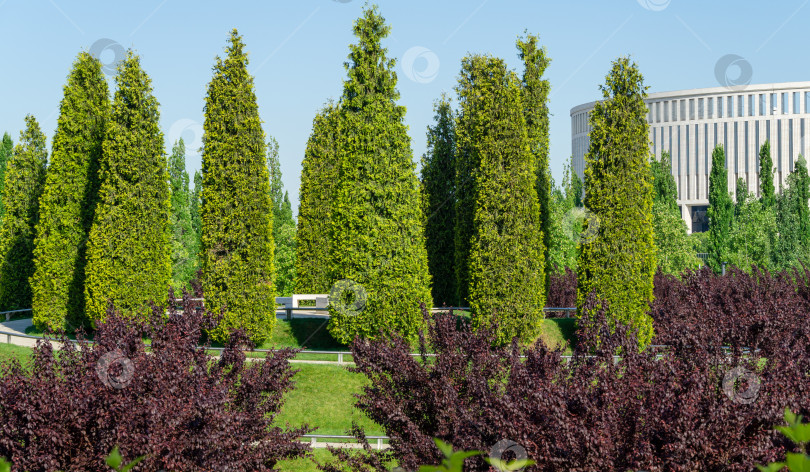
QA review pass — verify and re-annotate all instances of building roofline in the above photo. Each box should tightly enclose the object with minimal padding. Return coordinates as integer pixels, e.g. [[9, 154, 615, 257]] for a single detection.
[[569, 81, 810, 116]]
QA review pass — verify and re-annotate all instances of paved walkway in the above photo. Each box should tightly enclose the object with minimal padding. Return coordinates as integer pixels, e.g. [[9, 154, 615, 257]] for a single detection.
[[0, 318, 38, 348]]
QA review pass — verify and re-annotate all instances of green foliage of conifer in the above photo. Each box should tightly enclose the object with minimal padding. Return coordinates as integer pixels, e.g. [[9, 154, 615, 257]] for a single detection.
[[420, 95, 457, 306], [200, 30, 276, 343], [576, 57, 656, 349], [0, 133, 13, 223], [454, 54, 545, 344], [517, 32, 552, 290], [31, 52, 109, 331], [84, 52, 170, 323], [327, 5, 432, 343], [296, 103, 339, 295], [0, 116, 47, 311]]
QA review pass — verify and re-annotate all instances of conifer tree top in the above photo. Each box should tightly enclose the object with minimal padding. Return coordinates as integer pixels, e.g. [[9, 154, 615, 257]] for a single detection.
[[342, 4, 400, 111]]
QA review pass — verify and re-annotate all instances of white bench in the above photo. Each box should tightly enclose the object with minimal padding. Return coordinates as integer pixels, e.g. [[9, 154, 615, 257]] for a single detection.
[[291, 294, 329, 309]]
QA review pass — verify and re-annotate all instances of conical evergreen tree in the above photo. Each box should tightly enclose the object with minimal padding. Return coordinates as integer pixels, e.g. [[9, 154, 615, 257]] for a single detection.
[[792, 155, 810, 250], [296, 103, 339, 294], [576, 57, 655, 349], [651, 151, 699, 275], [455, 54, 545, 344], [0, 133, 13, 223], [168, 139, 197, 290], [84, 52, 170, 323], [707, 145, 734, 273], [327, 5, 432, 343], [759, 140, 775, 209], [201, 30, 275, 343], [517, 32, 552, 291], [31, 52, 109, 331], [420, 95, 456, 306], [0, 115, 47, 311]]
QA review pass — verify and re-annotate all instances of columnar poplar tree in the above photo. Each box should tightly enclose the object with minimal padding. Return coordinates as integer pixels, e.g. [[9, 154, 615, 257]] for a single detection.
[[0, 116, 47, 311], [0, 133, 13, 222], [759, 140, 775, 209], [327, 5, 432, 343], [31, 52, 109, 331], [267, 138, 296, 296], [168, 139, 197, 290], [420, 95, 456, 306], [84, 52, 170, 323], [201, 30, 276, 343], [651, 151, 678, 210], [793, 155, 810, 249], [576, 57, 655, 349], [707, 145, 734, 273], [296, 103, 339, 294], [455, 54, 545, 344], [517, 32, 552, 288]]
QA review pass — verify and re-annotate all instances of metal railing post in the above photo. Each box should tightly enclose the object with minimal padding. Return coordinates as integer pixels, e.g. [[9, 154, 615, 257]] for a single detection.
[[338, 352, 344, 364]]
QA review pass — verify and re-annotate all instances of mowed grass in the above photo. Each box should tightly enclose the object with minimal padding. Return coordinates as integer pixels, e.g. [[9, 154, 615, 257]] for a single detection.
[[0, 343, 33, 365], [275, 363, 382, 437], [275, 449, 339, 471]]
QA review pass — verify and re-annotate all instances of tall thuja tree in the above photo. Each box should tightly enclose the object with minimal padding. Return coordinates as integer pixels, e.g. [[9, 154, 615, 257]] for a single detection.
[[576, 57, 655, 349], [267, 137, 296, 297], [328, 5, 432, 343], [84, 52, 170, 323], [455, 54, 545, 344], [707, 145, 734, 273], [296, 103, 339, 294], [651, 151, 699, 275], [0, 116, 47, 311], [517, 32, 552, 290], [0, 133, 13, 222], [168, 139, 197, 290], [201, 30, 275, 343], [31, 52, 109, 331], [420, 94, 456, 306], [759, 140, 775, 209]]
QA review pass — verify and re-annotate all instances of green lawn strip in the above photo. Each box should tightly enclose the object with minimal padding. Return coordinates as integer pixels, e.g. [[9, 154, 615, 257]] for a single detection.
[[0, 343, 33, 365], [274, 363, 384, 437], [275, 448, 336, 471], [276, 448, 397, 471]]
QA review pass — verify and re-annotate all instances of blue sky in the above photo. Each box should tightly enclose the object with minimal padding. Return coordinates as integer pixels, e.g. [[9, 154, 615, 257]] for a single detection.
[[1, 0, 809, 215]]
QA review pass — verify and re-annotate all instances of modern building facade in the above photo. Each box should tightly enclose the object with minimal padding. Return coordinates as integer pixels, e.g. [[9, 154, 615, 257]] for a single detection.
[[571, 81, 810, 232]]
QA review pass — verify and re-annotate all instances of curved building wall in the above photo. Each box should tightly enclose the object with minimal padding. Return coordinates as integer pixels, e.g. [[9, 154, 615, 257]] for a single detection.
[[571, 81, 810, 232]]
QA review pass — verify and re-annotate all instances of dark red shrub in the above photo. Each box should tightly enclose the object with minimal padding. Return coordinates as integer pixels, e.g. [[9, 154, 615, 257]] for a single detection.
[[0, 291, 311, 471], [337, 292, 809, 471], [545, 265, 577, 308]]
